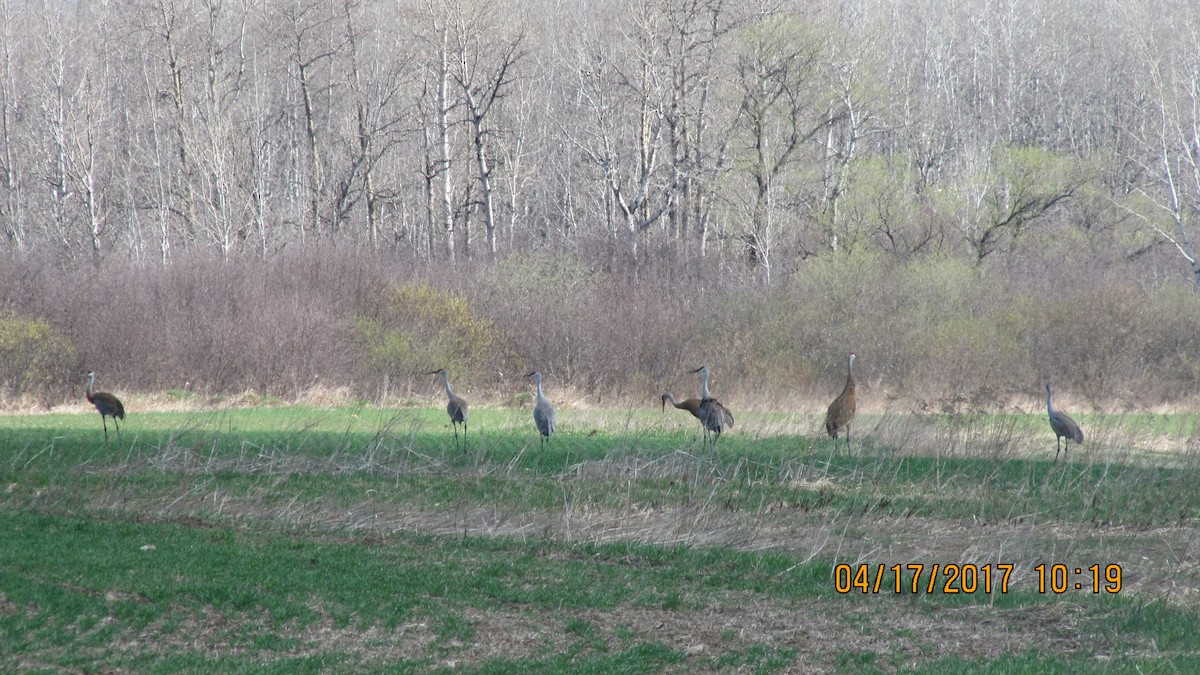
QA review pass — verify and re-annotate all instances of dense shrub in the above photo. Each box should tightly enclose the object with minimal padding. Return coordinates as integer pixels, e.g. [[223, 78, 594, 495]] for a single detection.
[[0, 311, 78, 404], [471, 254, 705, 401], [0, 249, 382, 399], [352, 281, 511, 396], [1, 246, 1198, 410]]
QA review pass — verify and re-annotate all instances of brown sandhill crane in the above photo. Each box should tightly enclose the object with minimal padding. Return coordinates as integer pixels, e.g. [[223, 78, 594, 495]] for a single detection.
[[1046, 384, 1084, 462], [825, 352, 856, 453], [428, 368, 468, 450], [689, 366, 734, 446], [663, 391, 724, 445], [85, 371, 125, 442], [661, 392, 703, 419], [527, 371, 556, 448]]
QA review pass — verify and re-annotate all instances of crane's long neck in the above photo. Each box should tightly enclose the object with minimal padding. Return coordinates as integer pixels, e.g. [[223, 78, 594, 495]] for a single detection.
[[665, 393, 688, 410], [440, 371, 455, 398], [535, 376, 546, 403], [699, 371, 712, 400], [86, 373, 96, 399], [845, 355, 855, 393], [1046, 386, 1054, 415]]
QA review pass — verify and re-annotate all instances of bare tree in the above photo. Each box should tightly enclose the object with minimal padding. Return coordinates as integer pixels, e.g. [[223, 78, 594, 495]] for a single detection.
[[494, 67, 544, 252], [0, 0, 25, 252], [441, 0, 523, 260], [658, 0, 738, 259], [23, 3, 121, 263], [570, 2, 681, 267], [414, 1, 461, 260], [333, 0, 409, 247], [193, 0, 253, 258], [280, 0, 342, 240], [1121, 7, 1200, 288], [0, 0, 1190, 285], [728, 11, 832, 281], [138, 0, 203, 246]]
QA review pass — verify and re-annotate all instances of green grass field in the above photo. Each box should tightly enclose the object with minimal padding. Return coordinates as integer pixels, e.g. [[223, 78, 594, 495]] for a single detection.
[[3, 404, 1200, 672]]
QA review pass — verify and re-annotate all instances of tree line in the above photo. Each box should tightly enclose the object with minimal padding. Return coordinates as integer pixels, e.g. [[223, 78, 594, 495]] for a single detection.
[[1, 0, 1199, 287]]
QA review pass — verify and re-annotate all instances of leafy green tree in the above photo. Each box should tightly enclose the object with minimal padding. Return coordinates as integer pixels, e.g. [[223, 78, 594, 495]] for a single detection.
[[949, 145, 1084, 264]]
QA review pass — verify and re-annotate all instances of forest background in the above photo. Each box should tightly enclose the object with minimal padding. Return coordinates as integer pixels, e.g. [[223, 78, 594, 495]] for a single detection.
[[2, 0, 1200, 412]]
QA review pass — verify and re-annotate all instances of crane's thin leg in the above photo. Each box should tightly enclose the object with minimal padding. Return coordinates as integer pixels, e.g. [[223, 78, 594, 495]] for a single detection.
[[102, 416, 109, 443], [1054, 437, 1061, 463], [847, 425, 852, 454], [115, 418, 121, 440], [453, 424, 460, 452]]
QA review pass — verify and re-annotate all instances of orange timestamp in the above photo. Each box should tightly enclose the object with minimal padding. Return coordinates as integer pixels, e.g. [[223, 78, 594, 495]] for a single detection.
[[834, 563, 1123, 595]]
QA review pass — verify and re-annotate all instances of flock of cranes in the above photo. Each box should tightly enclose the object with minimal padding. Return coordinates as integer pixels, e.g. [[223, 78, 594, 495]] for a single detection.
[[418, 352, 1081, 459], [82, 354, 1086, 460]]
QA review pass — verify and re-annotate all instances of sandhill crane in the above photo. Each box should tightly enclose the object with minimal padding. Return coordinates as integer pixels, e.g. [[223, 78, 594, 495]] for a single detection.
[[428, 368, 468, 450], [1046, 384, 1084, 462], [689, 366, 734, 446], [527, 371, 556, 448], [663, 391, 723, 444], [661, 392, 703, 419], [825, 352, 856, 453], [85, 371, 125, 442]]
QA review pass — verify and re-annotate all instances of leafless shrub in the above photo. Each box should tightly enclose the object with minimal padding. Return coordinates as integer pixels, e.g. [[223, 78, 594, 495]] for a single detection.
[[2, 245, 1199, 410]]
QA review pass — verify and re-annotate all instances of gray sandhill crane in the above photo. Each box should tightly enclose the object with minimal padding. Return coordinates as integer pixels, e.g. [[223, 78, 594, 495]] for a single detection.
[[527, 371, 556, 448], [1046, 384, 1084, 462], [428, 368, 468, 450], [824, 352, 856, 453], [85, 371, 125, 442], [689, 366, 734, 446]]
